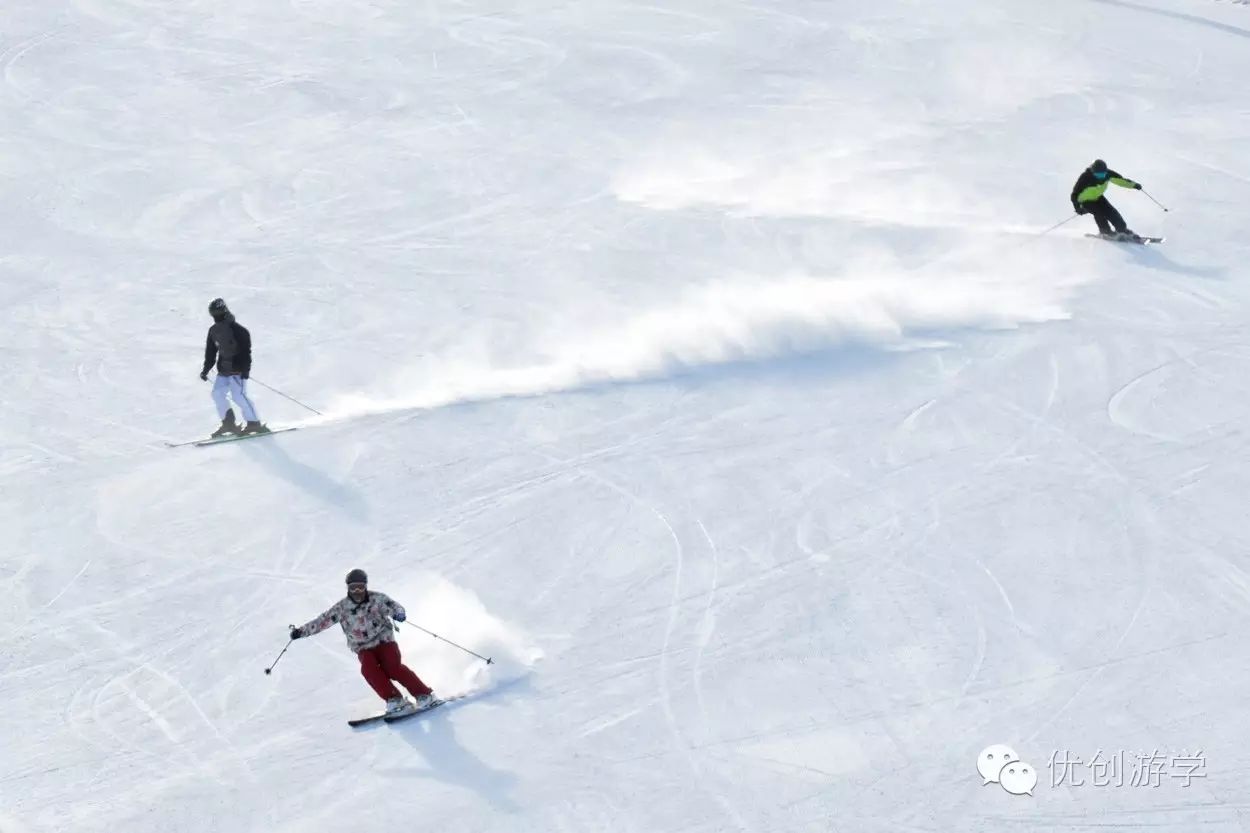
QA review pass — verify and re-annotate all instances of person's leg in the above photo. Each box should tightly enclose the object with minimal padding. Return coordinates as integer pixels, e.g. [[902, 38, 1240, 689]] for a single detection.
[[226, 376, 260, 422], [374, 641, 434, 698], [1089, 198, 1114, 234], [1103, 199, 1128, 234], [211, 375, 233, 419], [358, 646, 402, 701]]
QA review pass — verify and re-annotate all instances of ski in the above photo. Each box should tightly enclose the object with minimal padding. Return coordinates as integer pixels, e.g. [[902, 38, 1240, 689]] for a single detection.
[[349, 699, 443, 728], [1086, 233, 1164, 245], [348, 693, 470, 728], [166, 427, 297, 448], [347, 713, 391, 728]]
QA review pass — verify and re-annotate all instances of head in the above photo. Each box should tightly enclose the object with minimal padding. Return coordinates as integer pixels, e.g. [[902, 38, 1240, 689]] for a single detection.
[[208, 297, 230, 322], [345, 568, 368, 602], [1090, 159, 1108, 181]]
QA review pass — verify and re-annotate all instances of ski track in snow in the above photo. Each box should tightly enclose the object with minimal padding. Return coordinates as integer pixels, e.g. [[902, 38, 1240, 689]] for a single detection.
[[562, 459, 750, 831]]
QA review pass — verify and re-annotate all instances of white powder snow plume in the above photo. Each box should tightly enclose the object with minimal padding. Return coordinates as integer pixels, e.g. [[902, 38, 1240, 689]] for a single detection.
[[309, 70, 1105, 425], [390, 573, 542, 698], [319, 255, 1093, 422]]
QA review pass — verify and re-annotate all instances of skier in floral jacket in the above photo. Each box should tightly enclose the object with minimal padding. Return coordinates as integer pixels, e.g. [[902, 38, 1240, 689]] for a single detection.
[[290, 569, 436, 716]]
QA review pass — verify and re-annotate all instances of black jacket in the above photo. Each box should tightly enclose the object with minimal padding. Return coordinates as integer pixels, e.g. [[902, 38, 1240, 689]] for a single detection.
[[203, 316, 252, 378]]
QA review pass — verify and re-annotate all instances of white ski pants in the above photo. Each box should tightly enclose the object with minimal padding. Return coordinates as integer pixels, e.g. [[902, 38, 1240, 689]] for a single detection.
[[212, 375, 260, 422]]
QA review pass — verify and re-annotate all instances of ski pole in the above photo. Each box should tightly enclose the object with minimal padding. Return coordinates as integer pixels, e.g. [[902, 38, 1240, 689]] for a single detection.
[[264, 635, 295, 675], [250, 377, 324, 416], [1142, 189, 1169, 212], [1038, 214, 1079, 236], [395, 620, 493, 664]]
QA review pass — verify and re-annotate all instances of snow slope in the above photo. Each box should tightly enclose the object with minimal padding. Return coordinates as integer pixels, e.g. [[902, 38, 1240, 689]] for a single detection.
[[4, 0, 1250, 830]]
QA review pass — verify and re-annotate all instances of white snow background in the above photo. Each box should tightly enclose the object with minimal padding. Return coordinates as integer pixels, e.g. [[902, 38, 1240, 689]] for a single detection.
[[3, 0, 1250, 830]]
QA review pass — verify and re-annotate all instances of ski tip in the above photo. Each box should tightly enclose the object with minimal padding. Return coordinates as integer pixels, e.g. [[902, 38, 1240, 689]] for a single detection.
[[348, 715, 387, 728]]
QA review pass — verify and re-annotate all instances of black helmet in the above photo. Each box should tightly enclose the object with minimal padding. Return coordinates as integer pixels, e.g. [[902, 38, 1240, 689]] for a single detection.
[[208, 298, 229, 319], [1091, 159, 1108, 174], [345, 568, 368, 586]]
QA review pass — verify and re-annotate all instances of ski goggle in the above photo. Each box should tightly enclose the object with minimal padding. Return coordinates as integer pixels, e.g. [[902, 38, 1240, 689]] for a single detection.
[[347, 582, 367, 592], [1092, 171, 1108, 180]]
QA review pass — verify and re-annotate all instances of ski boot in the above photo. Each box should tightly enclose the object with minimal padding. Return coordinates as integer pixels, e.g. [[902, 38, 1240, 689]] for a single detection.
[[414, 693, 440, 710], [240, 421, 271, 436], [211, 410, 239, 438], [385, 696, 416, 717]]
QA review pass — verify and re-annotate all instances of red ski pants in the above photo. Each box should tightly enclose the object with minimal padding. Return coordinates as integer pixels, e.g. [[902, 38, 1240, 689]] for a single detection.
[[357, 641, 432, 702]]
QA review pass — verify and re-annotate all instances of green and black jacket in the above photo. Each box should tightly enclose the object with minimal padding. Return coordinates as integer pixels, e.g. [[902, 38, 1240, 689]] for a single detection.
[[1071, 169, 1139, 209]]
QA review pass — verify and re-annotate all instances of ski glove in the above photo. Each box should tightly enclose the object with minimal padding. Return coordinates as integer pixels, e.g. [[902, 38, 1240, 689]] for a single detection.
[[1073, 204, 1086, 215], [289, 626, 304, 639], [1133, 182, 1142, 190], [200, 369, 210, 381], [392, 610, 406, 622]]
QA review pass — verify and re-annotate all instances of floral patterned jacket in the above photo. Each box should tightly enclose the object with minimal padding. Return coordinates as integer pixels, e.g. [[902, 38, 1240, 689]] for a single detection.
[[297, 591, 406, 653]]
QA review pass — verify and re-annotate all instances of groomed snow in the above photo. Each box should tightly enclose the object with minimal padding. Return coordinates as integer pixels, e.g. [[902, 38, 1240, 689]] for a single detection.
[[3, 0, 1250, 830]]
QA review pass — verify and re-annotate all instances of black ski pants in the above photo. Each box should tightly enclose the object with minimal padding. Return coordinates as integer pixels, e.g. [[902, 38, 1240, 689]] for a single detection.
[[1081, 196, 1127, 234]]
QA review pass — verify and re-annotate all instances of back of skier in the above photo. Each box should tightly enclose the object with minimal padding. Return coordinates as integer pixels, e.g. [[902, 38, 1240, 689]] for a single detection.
[[1071, 158, 1143, 238], [289, 569, 438, 717]]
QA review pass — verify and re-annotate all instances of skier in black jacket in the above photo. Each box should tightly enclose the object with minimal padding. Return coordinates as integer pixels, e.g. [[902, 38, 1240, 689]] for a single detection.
[[201, 298, 268, 437], [1071, 158, 1143, 239]]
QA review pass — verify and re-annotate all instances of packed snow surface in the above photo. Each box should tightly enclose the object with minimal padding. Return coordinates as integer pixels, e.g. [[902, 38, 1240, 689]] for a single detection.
[[3, 0, 1250, 830]]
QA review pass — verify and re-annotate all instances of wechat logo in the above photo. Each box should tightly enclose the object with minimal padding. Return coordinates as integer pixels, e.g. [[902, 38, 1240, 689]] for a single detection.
[[978, 745, 1038, 796]]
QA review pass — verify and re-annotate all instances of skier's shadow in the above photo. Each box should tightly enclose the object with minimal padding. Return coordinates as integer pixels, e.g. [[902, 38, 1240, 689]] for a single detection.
[[1119, 244, 1226, 281], [241, 440, 370, 523], [378, 702, 521, 810], [373, 679, 532, 809]]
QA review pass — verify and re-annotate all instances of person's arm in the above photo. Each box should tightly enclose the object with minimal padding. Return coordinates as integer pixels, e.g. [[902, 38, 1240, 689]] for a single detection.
[[290, 600, 343, 639], [234, 323, 252, 379], [1071, 174, 1089, 211], [201, 333, 217, 379], [1109, 170, 1142, 190], [374, 592, 407, 622]]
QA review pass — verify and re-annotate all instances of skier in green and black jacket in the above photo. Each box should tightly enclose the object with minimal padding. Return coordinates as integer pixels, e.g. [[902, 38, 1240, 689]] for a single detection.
[[1071, 159, 1142, 238]]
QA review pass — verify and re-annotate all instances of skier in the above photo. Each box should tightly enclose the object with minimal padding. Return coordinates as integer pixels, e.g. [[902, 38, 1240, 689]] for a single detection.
[[1071, 159, 1143, 239], [200, 298, 268, 438], [289, 569, 438, 717]]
